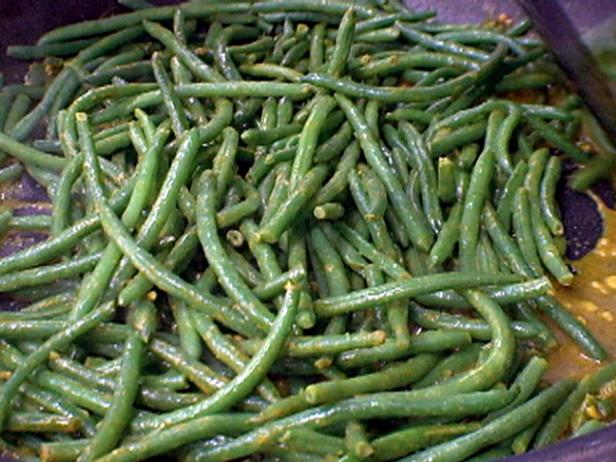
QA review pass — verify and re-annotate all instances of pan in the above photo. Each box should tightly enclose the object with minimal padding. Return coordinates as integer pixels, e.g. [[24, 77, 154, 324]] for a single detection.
[[0, 1, 615, 461]]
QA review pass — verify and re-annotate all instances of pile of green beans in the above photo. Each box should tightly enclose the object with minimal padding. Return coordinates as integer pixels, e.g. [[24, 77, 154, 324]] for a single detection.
[[1, 1, 615, 461]]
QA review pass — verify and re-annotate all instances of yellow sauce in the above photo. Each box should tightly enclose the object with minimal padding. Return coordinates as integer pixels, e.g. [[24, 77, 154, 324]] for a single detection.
[[546, 197, 616, 382]]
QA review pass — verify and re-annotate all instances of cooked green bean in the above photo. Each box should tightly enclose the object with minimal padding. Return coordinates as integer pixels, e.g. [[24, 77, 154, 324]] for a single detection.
[[0, 3, 609, 460], [289, 95, 337, 190], [257, 164, 329, 243], [197, 171, 275, 332], [186, 389, 515, 461], [338, 94, 433, 251], [133, 284, 299, 431], [328, 7, 356, 78], [496, 160, 528, 231], [540, 156, 564, 236], [512, 187, 544, 276], [400, 379, 575, 462]]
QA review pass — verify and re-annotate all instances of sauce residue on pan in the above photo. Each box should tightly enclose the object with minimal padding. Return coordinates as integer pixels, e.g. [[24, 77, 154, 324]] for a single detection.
[[546, 197, 616, 382]]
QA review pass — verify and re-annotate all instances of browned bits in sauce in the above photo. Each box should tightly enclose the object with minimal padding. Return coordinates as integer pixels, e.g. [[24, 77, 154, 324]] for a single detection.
[[547, 199, 616, 382]]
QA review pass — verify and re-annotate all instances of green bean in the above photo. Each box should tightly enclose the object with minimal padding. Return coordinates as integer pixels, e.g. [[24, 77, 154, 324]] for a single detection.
[[84, 60, 154, 86], [50, 156, 81, 238], [8, 214, 52, 231], [186, 389, 514, 462], [399, 121, 443, 232], [229, 36, 274, 56], [385, 107, 434, 125], [370, 422, 482, 461], [177, 82, 314, 99], [143, 20, 223, 83], [336, 330, 472, 369], [240, 63, 303, 82], [168, 297, 202, 359], [257, 164, 329, 243], [337, 94, 433, 251], [328, 8, 356, 77], [190, 314, 281, 403], [16, 29, 145, 140], [458, 111, 498, 271], [348, 168, 397, 261], [356, 26, 399, 43], [152, 52, 188, 137], [4, 412, 81, 434], [80, 118, 255, 337], [304, 354, 438, 404], [41, 439, 89, 462], [494, 107, 519, 175], [525, 114, 589, 162], [0, 132, 67, 171], [511, 420, 543, 454], [127, 300, 158, 344], [306, 48, 499, 103], [111, 99, 232, 283], [414, 344, 482, 389], [119, 226, 199, 306], [535, 295, 607, 360], [529, 192, 573, 285], [489, 356, 549, 422], [400, 379, 575, 462], [430, 121, 487, 156], [215, 25, 254, 80], [96, 414, 256, 462], [496, 160, 528, 231], [242, 124, 303, 146], [314, 141, 360, 205], [41, 2, 394, 44], [148, 338, 227, 394], [137, 388, 204, 412], [0, 251, 99, 293], [345, 421, 374, 459], [70, 122, 170, 320], [280, 428, 346, 457], [535, 362, 616, 448], [314, 202, 345, 220], [335, 222, 407, 279], [427, 202, 462, 269], [308, 22, 326, 72], [133, 284, 299, 432], [4, 93, 32, 133], [572, 419, 607, 437], [397, 22, 490, 61], [246, 147, 294, 185], [454, 143, 478, 170], [97, 44, 148, 71], [512, 187, 544, 276], [252, 267, 306, 301], [0, 4, 608, 459], [216, 179, 261, 228], [79, 332, 143, 461], [314, 121, 353, 163], [437, 157, 456, 203], [438, 29, 526, 55], [569, 154, 616, 191], [281, 41, 310, 68], [540, 156, 564, 236], [410, 304, 540, 340], [354, 52, 478, 79], [169, 58, 209, 124], [290, 95, 337, 190], [7, 38, 98, 59], [197, 171, 275, 332], [0, 302, 114, 432]]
